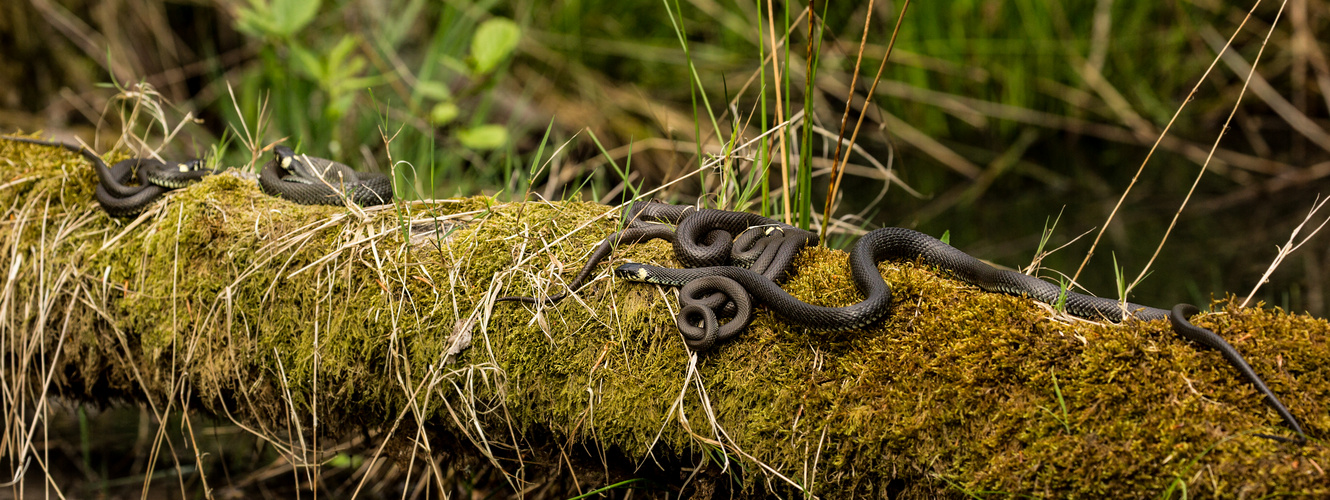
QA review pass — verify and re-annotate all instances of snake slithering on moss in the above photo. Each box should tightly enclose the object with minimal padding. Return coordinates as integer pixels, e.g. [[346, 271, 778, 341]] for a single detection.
[[616, 216, 1307, 441], [258, 145, 394, 207], [494, 200, 818, 309], [1, 135, 211, 217]]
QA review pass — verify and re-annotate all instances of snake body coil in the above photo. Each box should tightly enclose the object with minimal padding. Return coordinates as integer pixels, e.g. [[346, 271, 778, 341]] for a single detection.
[[259, 146, 393, 207], [2, 135, 210, 216], [495, 201, 817, 307], [618, 225, 1307, 440]]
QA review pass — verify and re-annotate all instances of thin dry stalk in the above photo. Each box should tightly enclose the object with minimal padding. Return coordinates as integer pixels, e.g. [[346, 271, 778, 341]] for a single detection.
[[225, 81, 272, 171], [765, 0, 793, 223], [821, 0, 910, 244], [628, 288, 815, 498], [346, 370, 436, 499], [1125, 0, 1289, 297], [1242, 195, 1330, 307], [1201, 24, 1330, 154], [1071, 1, 1262, 284], [822, 0, 874, 237]]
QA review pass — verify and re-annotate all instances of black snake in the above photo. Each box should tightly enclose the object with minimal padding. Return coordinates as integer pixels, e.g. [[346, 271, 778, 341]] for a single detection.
[[258, 145, 393, 207], [494, 201, 817, 309], [615, 213, 1307, 441], [2, 135, 210, 217], [3, 136, 395, 213]]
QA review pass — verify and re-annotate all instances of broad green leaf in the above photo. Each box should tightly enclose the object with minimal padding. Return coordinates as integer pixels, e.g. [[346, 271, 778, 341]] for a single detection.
[[415, 81, 452, 101], [430, 102, 459, 125], [469, 18, 520, 75], [339, 56, 367, 79], [329, 453, 363, 468], [339, 76, 383, 93], [236, 0, 319, 38], [271, 0, 321, 36], [234, 0, 276, 37], [458, 125, 508, 150], [234, 13, 268, 37], [329, 453, 353, 468]]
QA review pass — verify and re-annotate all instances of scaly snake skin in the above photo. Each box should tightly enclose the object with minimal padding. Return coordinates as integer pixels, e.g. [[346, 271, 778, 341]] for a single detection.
[[495, 201, 818, 306], [258, 145, 393, 207], [2, 135, 210, 217], [618, 222, 1307, 440]]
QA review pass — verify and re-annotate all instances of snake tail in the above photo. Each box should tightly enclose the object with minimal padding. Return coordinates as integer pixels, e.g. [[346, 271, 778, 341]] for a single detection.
[[619, 226, 1307, 439]]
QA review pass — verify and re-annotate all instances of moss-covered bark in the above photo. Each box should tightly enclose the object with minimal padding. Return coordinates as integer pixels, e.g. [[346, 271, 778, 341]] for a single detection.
[[1, 139, 1326, 497]]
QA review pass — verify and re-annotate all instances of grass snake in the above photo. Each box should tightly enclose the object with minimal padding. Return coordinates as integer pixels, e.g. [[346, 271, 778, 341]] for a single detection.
[[495, 201, 817, 311], [258, 145, 393, 207], [2, 135, 210, 217], [617, 220, 1307, 441]]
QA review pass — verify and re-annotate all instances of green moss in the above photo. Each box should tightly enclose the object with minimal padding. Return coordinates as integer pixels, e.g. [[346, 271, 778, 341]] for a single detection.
[[0, 140, 1326, 497]]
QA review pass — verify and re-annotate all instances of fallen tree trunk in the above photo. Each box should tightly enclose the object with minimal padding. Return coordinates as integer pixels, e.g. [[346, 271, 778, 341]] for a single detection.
[[0, 140, 1326, 497]]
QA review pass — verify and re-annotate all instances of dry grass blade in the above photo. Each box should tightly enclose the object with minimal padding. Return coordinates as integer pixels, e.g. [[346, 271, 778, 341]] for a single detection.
[[1242, 195, 1330, 307], [1071, 1, 1262, 284], [1200, 24, 1330, 154], [224, 81, 271, 171], [803, 123, 911, 216], [347, 369, 437, 499], [881, 108, 979, 178], [765, 0, 794, 223], [857, 75, 1288, 177], [823, 0, 873, 233], [1125, 0, 1290, 298], [820, 0, 910, 244], [26, 0, 109, 74]]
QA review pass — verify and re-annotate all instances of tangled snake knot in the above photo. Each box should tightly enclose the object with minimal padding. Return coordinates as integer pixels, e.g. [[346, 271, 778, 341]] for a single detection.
[[613, 204, 1307, 442]]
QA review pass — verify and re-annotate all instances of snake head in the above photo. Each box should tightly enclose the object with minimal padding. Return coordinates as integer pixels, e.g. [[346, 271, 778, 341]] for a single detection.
[[273, 145, 300, 173], [614, 263, 652, 282], [178, 158, 209, 172]]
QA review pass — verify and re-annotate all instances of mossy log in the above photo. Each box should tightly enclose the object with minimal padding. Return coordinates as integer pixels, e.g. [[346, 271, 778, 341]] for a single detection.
[[1, 139, 1327, 497]]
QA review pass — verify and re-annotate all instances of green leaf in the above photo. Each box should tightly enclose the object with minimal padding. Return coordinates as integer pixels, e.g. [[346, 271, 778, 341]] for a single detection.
[[327, 93, 355, 121], [328, 36, 358, 70], [323, 37, 371, 95], [290, 43, 324, 82], [270, 0, 321, 36], [458, 125, 508, 150], [1056, 277, 1068, 313], [415, 81, 452, 101], [429, 102, 460, 125], [469, 18, 521, 75], [234, 0, 276, 37], [236, 0, 320, 38], [328, 453, 363, 468], [341, 56, 367, 79]]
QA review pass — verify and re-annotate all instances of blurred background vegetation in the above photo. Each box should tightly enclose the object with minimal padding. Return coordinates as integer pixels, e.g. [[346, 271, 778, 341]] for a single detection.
[[2, 0, 1329, 496]]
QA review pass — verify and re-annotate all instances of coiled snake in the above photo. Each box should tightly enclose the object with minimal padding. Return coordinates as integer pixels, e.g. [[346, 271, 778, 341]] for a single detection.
[[1, 135, 210, 217], [258, 145, 393, 207], [616, 219, 1307, 441], [495, 201, 818, 311]]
